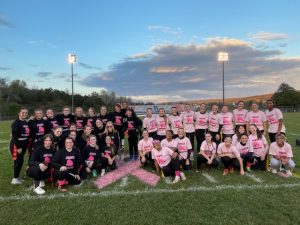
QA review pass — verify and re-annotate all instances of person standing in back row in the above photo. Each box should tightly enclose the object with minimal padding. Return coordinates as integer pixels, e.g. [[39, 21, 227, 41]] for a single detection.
[[181, 104, 195, 160], [265, 99, 286, 143], [10, 107, 30, 185]]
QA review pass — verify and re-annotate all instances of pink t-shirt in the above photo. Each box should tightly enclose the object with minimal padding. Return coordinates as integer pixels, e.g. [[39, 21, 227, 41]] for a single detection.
[[217, 143, 240, 158], [248, 134, 268, 157], [181, 111, 195, 133], [245, 111, 267, 131], [161, 138, 177, 149], [235, 142, 253, 155], [220, 112, 234, 134], [151, 147, 173, 168], [265, 108, 286, 133], [175, 137, 192, 159], [200, 141, 217, 157], [233, 109, 248, 125], [208, 112, 222, 132], [194, 112, 209, 130], [138, 137, 153, 154], [269, 142, 293, 158], [143, 115, 158, 133], [168, 115, 183, 135], [155, 116, 168, 136], [232, 134, 238, 146]]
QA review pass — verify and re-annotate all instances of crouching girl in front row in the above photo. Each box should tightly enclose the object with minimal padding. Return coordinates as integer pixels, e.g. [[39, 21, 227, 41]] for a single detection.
[[52, 137, 82, 192], [152, 140, 186, 184], [217, 136, 245, 176]]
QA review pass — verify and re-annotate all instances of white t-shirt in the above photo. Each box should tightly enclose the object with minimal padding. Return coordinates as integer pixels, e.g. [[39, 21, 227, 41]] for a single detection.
[[200, 141, 217, 157], [248, 134, 268, 157], [233, 109, 248, 125], [245, 111, 267, 131], [220, 112, 234, 134], [217, 143, 240, 158], [161, 138, 177, 149], [138, 137, 153, 154], [235, 142, 254, 155], [151, 147, 174, 167], [155, 115, 168, 136], [168, 115, 183, 135], [181, 111, 195, 133], [265, 108, 286, 133], [269, 142, 293, 158], [208, 112, 222, 132], [194, 112, 209, 130], [174, 137, 192, 159], [143, 115, 158, 133]]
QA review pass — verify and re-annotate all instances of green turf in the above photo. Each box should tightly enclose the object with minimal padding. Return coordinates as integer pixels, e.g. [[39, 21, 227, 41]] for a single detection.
[[0, 113, 300, 225]]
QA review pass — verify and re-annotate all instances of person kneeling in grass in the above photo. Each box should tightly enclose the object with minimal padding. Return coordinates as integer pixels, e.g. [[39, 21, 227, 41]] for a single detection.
[[196, 132, 218, 172], [100, 136, 117, 176], [52, 137, 82, 192], [235, 134, 254, 172], [138, 130, 154, 167], [27, 134, 55, 195], [82, 135, 102, 178], [269, 133, 295, 176], [152, 140, 186, 184], [217, 136, 245, 176]]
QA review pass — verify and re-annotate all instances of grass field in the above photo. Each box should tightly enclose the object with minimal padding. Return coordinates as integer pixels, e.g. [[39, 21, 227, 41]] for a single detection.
[[1, 113, 300, 225]]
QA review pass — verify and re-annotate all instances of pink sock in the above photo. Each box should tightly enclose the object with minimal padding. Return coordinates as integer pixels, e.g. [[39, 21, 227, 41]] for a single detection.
[[175, 171, 180, 177]]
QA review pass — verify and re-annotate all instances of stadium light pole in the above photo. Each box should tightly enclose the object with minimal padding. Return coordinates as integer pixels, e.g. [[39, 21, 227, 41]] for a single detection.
[[67, 54, 76, 112], [218, 52, 229, 105]]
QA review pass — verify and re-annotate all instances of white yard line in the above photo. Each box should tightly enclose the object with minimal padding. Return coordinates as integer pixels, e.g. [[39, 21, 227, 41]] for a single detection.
[[245, 173, 263, 183], [1, 183, 300, 202], [202, 173, 218, 183]]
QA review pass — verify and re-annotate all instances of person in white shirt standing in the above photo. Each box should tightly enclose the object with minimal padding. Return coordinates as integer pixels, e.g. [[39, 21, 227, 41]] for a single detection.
[[265, 99, 286, 143], [181, 104, 195, 160], [194, 103, 209, 153]]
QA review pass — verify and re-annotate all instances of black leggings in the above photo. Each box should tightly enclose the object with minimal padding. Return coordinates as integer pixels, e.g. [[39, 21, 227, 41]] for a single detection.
[[195, 129, 206, 152], [161, 157, 180, 177], [156, 134, 166, 142], [140, 152, 154, 168], [209, 131, 221, 146], [148, 131, 158, 140], [221, 156, 240, 169], [186, 132, 195, 152], [53, 170, 81, 185], [179, 158, 191, 170], [128, 133, 138, 157], [241, 152, 254, 167], [252, 156, 266, 171], [197, 154, 219, 170], [26, 165, 50, 188], [9, 139, 28, 178], [101, 157, 117, 171]]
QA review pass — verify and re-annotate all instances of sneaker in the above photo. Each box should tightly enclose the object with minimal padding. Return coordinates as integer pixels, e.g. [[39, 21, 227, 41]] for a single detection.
[[223, 169, 229, 176], [39, 180, 45, 187], [92, 169, 97, 177], [246, 167, 251, 172], [165, 177, 172, 184], [272, 169, 278, 174], [180, 172, 186, 181], [101, 169, 106, 177], [11, 178, 23, 185], [172, 176, 180, 184], [33, 186, 45, 195], [286, 170, 292, 176]]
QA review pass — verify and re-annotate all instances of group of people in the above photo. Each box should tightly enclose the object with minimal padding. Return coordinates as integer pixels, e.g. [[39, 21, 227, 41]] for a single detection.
[[9, 99, 296, 195]]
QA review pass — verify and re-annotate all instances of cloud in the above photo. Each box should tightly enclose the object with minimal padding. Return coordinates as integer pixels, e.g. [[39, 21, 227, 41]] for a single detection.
[[80, 37, 300, 103], [249, 31, 289, 41], [148, 25, 182, 37], [27, 40, 58, 48], [36, 72, 53, 77], [0, 14, 14, 28], [0, 66, 12, 71], [78, 62, 102, 70]]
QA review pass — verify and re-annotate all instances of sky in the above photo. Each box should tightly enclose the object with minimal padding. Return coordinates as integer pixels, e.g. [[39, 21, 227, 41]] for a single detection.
[[1, 0, 300, 103]]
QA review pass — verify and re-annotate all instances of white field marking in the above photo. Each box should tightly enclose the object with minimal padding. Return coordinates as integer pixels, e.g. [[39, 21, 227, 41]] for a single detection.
[[119, 176, 129, 188], [0, 140, 9, 144], [202, 173, 218, 183], [288, 133, 299, 136], [1, 183, 300, 202], [245, 173, 263, 183]]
